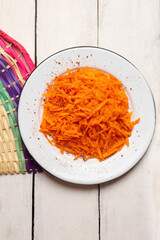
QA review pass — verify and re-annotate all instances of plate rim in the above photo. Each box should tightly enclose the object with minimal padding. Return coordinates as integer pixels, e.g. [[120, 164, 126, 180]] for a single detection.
[[18, 46, 156, 185]]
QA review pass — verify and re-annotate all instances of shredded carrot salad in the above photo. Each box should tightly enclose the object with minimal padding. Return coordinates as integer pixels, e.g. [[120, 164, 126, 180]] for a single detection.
[[40, 67, 140, 161]]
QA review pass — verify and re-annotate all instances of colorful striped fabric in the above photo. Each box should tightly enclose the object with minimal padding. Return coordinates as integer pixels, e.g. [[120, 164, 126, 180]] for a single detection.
[[0, 29, 42, 174]]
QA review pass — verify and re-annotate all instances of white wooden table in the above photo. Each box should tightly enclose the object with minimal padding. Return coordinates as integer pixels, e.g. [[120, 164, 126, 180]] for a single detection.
[[0, 1, 160, 239]]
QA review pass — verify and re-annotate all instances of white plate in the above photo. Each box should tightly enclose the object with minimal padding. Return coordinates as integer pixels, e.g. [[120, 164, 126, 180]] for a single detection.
[[18, 47, 156, 185]]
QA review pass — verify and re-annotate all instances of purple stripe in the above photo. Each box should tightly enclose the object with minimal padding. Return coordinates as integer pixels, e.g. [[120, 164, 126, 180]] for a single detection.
[[0, 55, 42, 173], [2, 67, 22, 95], [0, 75, 18, 108], [0, 55, 21, 85], [0, 58, 22, 95], [0, 57, 21, 108]]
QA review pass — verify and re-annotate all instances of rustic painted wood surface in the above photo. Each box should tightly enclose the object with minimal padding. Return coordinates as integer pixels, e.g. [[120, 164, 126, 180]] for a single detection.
[[35, 1, 98, 240], [0, 0, 160, 239], [99, 1, 160, 240], [0, 1, 34, 239]]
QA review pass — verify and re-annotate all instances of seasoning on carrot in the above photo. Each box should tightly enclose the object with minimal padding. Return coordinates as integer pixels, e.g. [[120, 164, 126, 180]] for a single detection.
[[40, 67, 140, 161]]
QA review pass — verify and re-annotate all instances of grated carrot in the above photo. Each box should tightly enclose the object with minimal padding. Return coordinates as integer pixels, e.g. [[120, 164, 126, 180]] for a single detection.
[[40, 67, 140, 161]]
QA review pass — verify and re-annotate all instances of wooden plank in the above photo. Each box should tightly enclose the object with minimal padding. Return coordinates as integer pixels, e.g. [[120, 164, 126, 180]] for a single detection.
[[35, 1, 98, 239], [35, 174, 98, 240], [0, 1, 35, 239], [36, 0, 97, 64], [0, 0, 35, 60], [99, 0, 160, 239]]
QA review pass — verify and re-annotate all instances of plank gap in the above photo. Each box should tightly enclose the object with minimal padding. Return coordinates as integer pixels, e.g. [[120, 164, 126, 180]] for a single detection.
[[98, 184, 101, 240], [32, 0, 37, 239], [97, 0, 99, 47], [32, 173, 35, 240], [34, 0, 37, 66]]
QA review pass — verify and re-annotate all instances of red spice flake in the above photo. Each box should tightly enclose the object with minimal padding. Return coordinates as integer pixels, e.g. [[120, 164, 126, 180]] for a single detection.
[[78, 55, 80, 57], [86, 56, 88, 58], [130, 88, 132, 90], [90, 54, 92, 56], [58, 62, 60, 65], [76, 61, 80, 66], [38, 138, 40, 140]]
